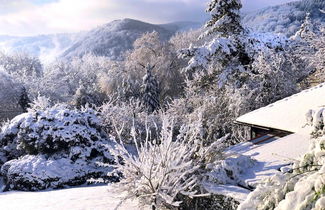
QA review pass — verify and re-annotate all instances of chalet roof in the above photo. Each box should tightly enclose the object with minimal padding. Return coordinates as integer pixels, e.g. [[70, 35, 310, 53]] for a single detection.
[[236, 83, 325, 133]]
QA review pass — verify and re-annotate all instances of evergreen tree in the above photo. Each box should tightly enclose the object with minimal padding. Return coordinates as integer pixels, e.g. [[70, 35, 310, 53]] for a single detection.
[[203, 0, 243, 38], [142, 64, 160, 113], [18, 87, 31, 112], [180, 0, 249, 88]]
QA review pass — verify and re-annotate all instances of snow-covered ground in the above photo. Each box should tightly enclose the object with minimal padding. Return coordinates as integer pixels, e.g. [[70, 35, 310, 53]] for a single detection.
[[208, 132, 312, 203], [0, 184, 147, 210], [227, 132, 310, 186]]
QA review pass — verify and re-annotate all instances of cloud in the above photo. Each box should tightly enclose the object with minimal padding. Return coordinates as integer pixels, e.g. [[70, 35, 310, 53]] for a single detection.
[[0, 0, 297, 36], [0, 0, 207, 36]]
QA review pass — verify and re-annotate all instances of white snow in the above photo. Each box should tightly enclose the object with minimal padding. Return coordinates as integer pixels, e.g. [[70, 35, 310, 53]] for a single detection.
[[236, 83, 325, 133], [0, 185, 147, 210], [226, 132, 310, 186], [203, 184, 251, 203]]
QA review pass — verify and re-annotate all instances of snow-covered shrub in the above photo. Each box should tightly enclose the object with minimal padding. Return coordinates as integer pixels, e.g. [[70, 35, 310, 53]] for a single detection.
[[107, 116, 228, 209], [204, 154, 256, 188], [306, 107, 325, 138], [238, 108, 325, 210], [1, 155, 108, 191], [0, 104, 115, 191], [27, 95, 53, 112]]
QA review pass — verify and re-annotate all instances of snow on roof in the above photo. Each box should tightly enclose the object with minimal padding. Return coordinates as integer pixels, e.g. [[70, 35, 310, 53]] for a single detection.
[[226, 132, 310, 186], [236, 83, 325, 133]]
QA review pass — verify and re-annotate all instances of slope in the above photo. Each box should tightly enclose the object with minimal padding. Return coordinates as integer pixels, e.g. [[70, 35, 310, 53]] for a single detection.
[[243, 0, 325, 36], [60, 18, 200, 60]]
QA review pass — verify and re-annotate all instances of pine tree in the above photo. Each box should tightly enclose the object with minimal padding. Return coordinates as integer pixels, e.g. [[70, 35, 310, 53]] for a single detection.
[[180, 0, 249, 88], [142, 64, 160, 113], [203, 0, 243, 38], [18, 87, 31, 112]]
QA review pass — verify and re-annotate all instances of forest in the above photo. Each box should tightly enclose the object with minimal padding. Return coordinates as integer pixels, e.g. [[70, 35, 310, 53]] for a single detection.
[[0, 0, 325, 209]]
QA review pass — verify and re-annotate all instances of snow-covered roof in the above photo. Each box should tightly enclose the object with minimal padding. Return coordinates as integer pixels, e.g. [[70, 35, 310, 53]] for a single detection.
[[236, 83, 325, 133], [226, 132, 310, 186]]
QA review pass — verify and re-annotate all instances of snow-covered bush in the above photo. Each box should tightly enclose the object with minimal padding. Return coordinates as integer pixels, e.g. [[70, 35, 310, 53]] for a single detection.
[[238, 108, 325, 210], [2, 155, 108, 191], [0, 103, 115, 191], [107, 115, 230, 209], [204, 154, 256, 188]]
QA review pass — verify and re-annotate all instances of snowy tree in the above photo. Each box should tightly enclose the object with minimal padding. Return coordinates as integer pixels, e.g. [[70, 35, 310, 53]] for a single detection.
[[125, 31, 185, 103], [292, 13, 315, 41], [39, 54, 109, 103], [72, 85, 105, 109], [0, 52, 43, 106], [0, 70, 25, 121], [176, 0, 311, 143], [0, 52, 42, 77], [18, 87, 31, 112], [291, 14, 325, 86], [142, 64, 160, 113], [98, 60, 143, 102], [169, 29, 204, 52], [203, 0, 243, 37], [180, 0, 250, 89]]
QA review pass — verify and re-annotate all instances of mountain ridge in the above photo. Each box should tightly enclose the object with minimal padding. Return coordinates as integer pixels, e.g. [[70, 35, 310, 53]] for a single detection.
[[0, 19, 201, 63]]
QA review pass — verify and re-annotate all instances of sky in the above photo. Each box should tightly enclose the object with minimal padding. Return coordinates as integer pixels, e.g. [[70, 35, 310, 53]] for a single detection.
[[0, 0, 296, 36]]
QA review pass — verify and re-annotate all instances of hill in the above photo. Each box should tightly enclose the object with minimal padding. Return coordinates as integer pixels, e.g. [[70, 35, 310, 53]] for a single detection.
[[0, 19, 200, 62], [61, 19, 177, 60], [243, 0, 325, 36]]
